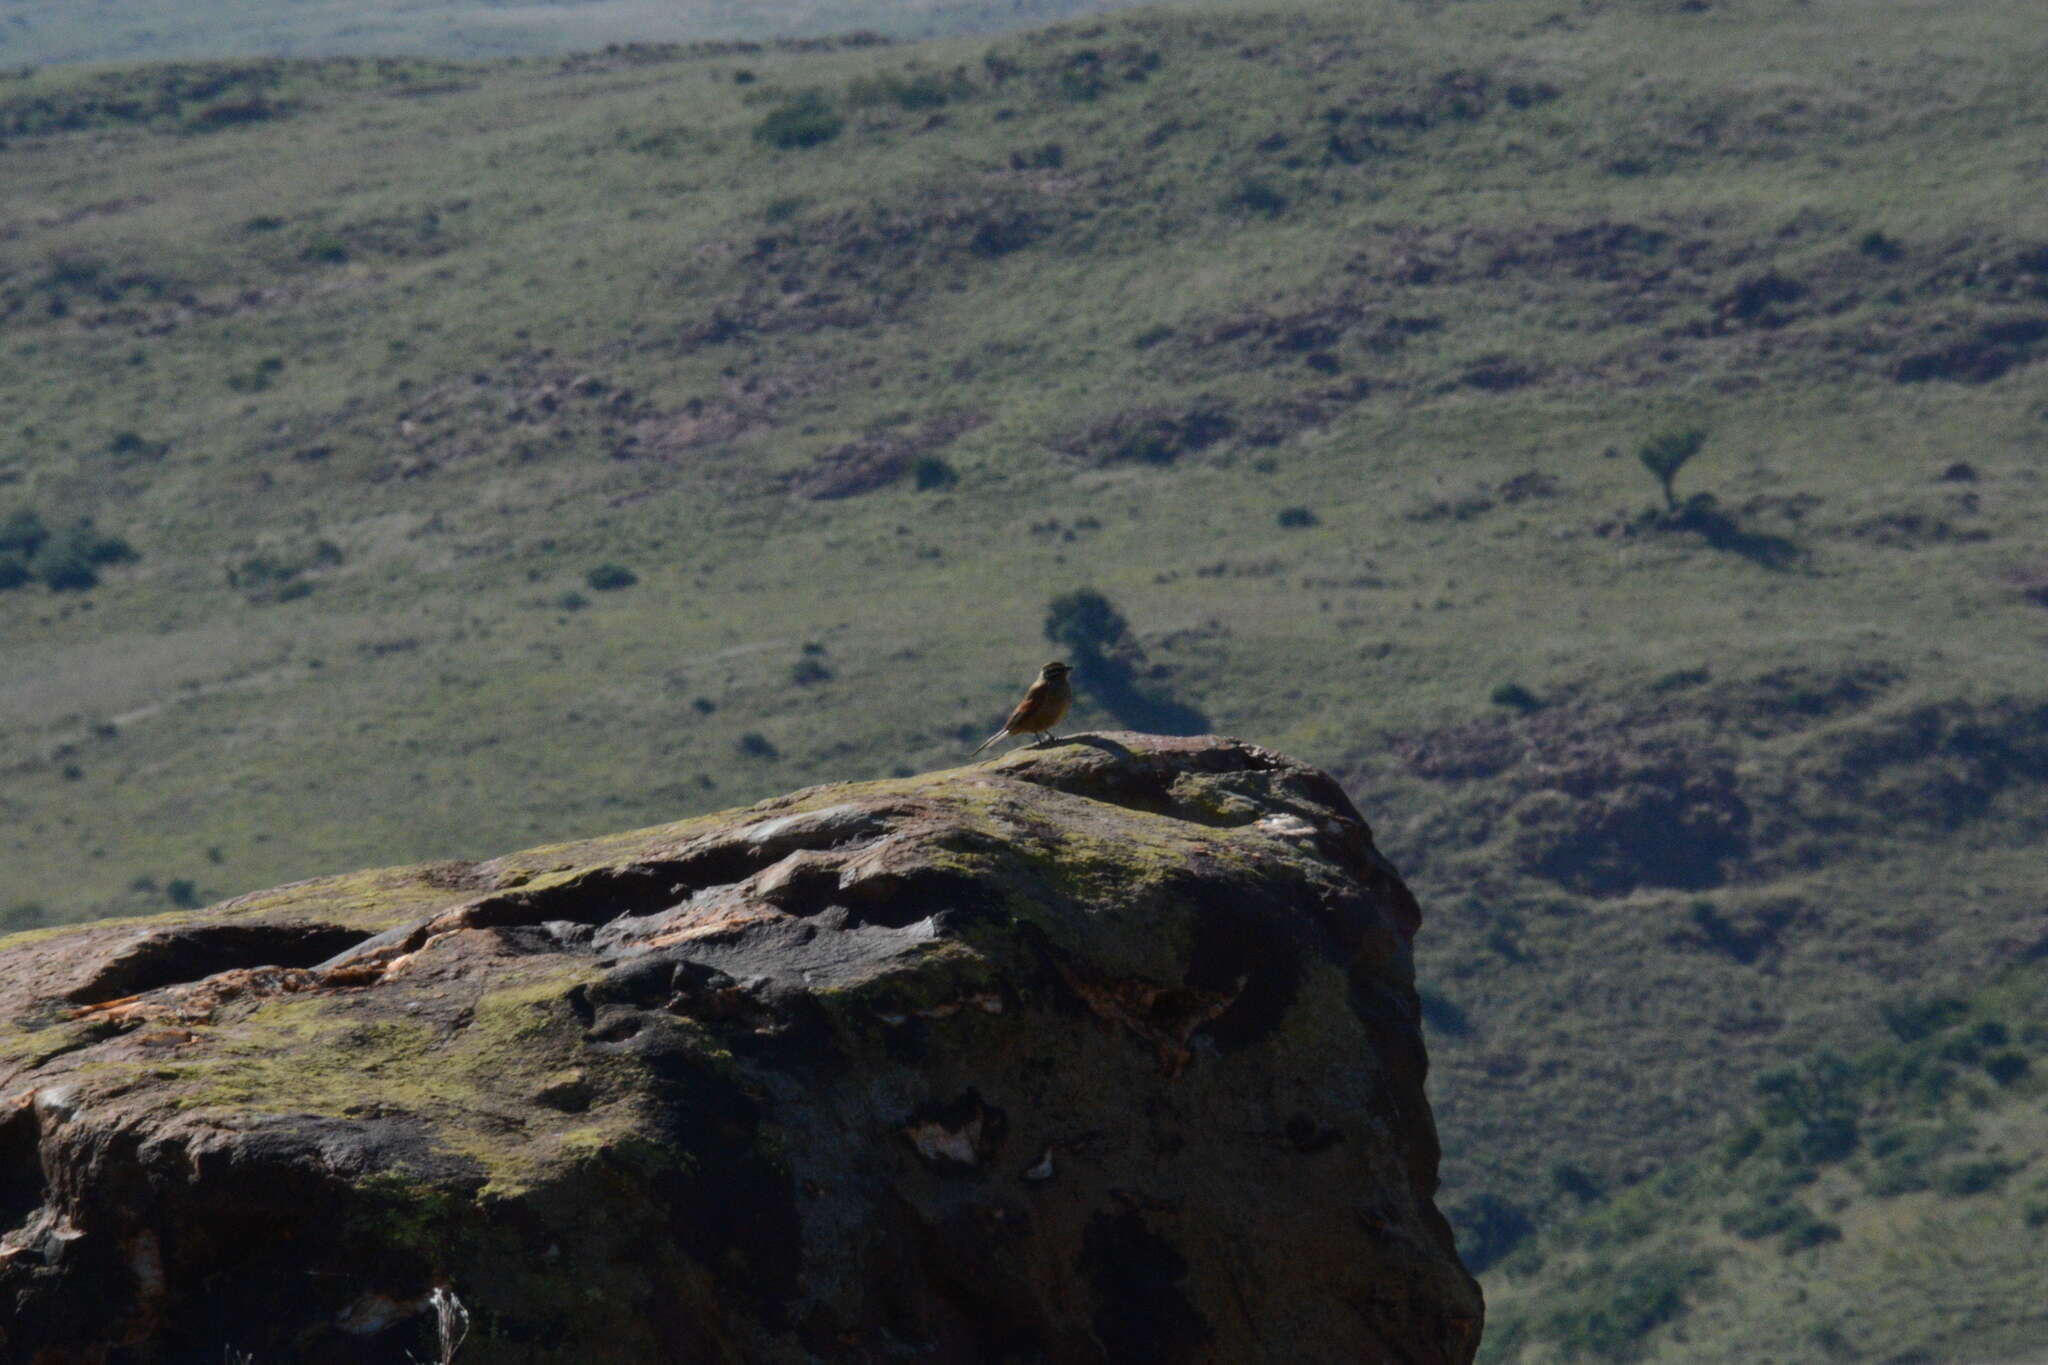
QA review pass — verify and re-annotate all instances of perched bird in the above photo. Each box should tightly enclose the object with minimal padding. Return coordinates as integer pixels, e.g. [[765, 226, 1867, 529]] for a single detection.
[[971, 660, 1074, 756]]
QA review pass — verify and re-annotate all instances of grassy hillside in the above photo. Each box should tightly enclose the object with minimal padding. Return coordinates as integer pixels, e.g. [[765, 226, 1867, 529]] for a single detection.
[[2, 0, 2045, 1357], [0, 0, 1134, 66], [1482, 961, 2048, 1365]]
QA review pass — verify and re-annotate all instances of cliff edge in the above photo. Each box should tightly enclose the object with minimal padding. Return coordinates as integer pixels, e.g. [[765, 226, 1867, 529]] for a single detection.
[[0, 733, 1481, 1363]]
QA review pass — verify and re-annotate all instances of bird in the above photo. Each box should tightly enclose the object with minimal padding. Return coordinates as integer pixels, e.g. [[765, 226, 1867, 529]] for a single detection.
[[971, 660, 1073, 756]]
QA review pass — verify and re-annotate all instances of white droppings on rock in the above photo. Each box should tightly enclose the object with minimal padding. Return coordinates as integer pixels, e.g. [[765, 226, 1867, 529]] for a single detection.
[[1022, 1147, 1055, 1182], [1256, 813, 1320, 840], [742, 804, 883, 849], [906, 1118, 982, 1167], [32, 1086, 78, 1123]]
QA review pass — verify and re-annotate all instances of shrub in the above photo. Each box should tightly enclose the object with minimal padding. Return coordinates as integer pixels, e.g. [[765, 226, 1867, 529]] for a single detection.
[[1534, 1254, 1711, 1361], [1936, 1159, 2018, 1197], [1417, 988, 1471, 1037], [0, 508, 49, 557], [227, 541, 332, 602], [1861, 1120, 1969, 1195], [1779, 1213, 1842, 1253], [32, 541, 98, 591], [1984, 1051, 2030, 1085], [107, 430, 164, 460], [737, 732, 778, 759], [1865, 1157, 1928, 1197], [301, 231, 349, 264], [1228, 176, 1289, 217], [228, 356, 285, 392], [791, 658, 834, 685], [1491, 682, 1542, 712], [1009, 142, 1064, 170], [846, 70, 968, 111], [44, 253, 106, 290], [0, 903, 48, 932], [1721, 1196, 1803, 1240], [970, 214, 1039, 257], [1794, 1115, 1859, 1164], [189, 97, 284, 129], [0, 556, 27, 590], [1057, 63, 1105, 102], [1551, 1164, 1604, 1204], [557, 591, 589, 612], [1880, 996, 1968, 1043], [1637, 427, 1707, 512], [753, 92, 844, 149], [1115, 427, 1175, 464], [165, 879, 200, 909], [1718, 1125, 1764, 1170], [76, 524, 136, 565], [1448, 1192, 1533, 1274], [1649, 666, 1711, 693], [586, 563, 637, 591], [1276, 505, 1317, 528], [912, 455, 958, 490]]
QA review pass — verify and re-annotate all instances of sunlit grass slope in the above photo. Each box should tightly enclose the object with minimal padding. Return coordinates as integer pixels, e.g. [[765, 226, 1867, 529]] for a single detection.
[[0, 0, 1136, 65]]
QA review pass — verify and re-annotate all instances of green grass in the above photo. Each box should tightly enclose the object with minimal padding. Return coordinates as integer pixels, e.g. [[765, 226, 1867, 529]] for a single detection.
[[0, 0, 1149, 65], [2, 1, 2046, 1357], [1481, 961, 2048, 1363]]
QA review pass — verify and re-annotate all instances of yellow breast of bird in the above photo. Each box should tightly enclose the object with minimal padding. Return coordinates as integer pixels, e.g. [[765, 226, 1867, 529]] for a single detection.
[[1013, 678, 1071, 733]]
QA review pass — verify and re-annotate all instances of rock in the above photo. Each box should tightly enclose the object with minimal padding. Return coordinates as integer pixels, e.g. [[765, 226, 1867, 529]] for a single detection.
[[0, 733, 1480, 1364]]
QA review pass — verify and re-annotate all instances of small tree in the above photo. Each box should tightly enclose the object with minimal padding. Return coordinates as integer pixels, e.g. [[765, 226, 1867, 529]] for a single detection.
[[753, 93, 844, 150], [0, 508, 48, 557], [912, 455, 958, 490], [1638, 427, 1707, 512], [1044, 589, 1130, 657], [33, 535, 99, 591]]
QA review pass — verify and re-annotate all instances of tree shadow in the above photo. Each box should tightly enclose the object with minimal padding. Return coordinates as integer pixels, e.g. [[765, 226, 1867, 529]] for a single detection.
[[1050, 733, 1137, 760], [1075, 650, 1211, 735], [1661, 495, 1804, 572]]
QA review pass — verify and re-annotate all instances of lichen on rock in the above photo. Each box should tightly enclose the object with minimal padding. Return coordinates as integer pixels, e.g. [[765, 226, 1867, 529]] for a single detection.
[[0, 732, 1480, 1364]]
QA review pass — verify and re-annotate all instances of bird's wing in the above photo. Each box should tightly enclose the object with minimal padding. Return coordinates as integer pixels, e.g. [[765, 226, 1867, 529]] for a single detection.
[[971, 679, 1053, 753], [1004, 679, 1055, 730]]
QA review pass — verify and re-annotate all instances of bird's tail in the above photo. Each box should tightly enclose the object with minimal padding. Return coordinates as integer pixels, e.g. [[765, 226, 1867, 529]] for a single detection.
[[970, 727, 1008, 756]]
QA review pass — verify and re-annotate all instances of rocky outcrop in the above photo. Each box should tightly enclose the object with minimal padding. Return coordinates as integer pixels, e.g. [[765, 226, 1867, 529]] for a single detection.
[[0, 733, 1481, 1364]]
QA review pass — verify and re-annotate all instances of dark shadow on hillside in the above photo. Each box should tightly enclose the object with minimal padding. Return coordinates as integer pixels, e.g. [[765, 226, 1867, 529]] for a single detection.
[[1076, 651, 1210, 735], [1658, 495, 1803, 571]]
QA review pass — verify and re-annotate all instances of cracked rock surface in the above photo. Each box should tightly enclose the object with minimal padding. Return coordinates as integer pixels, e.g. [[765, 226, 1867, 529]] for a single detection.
[[0, 732, 1480, 1364]]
